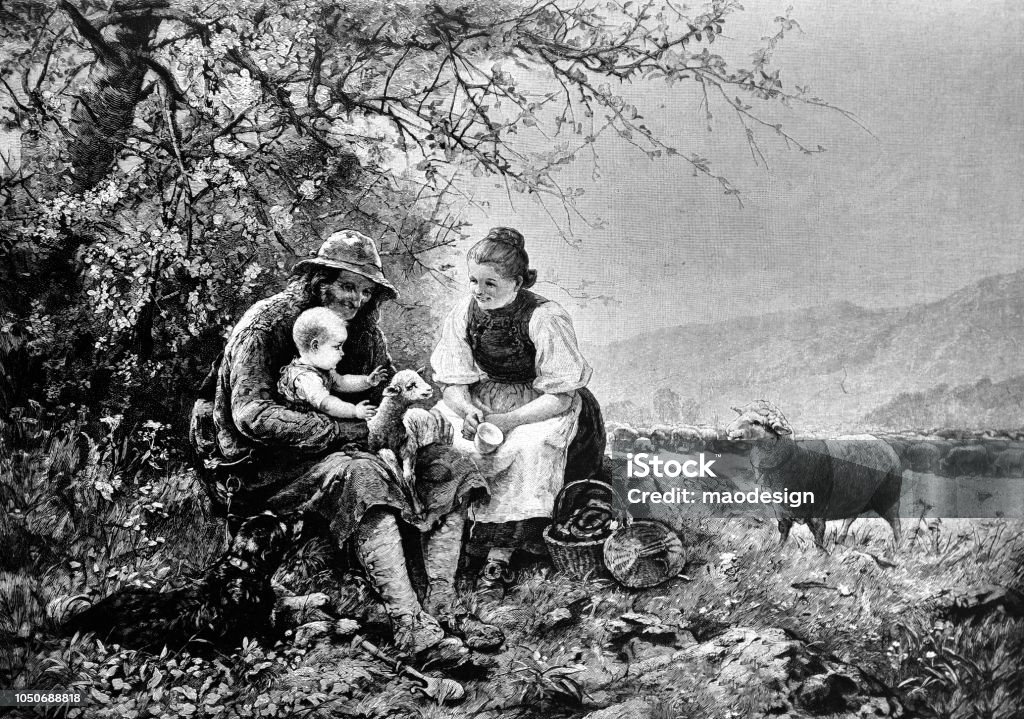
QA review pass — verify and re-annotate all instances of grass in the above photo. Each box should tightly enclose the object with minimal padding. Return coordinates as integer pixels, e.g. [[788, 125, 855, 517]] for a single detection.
[[1, 408, 1022, 718]]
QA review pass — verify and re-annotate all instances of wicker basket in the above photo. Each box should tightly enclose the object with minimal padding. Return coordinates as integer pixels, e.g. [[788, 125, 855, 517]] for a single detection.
[[543, 525, 610, 580], [543, 478, 615, 580], [603, 520, 685, 588]]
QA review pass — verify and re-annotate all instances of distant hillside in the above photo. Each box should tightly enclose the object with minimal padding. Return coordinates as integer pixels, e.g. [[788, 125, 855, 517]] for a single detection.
[[861, 375, 1024, 430], [585, 269, 1024, 431]]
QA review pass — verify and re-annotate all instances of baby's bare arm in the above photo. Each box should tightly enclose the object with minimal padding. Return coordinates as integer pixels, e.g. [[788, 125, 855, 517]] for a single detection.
[[331, 366, 388, 393], [315, 394, 363, 419], [330, 371, 374, 394]]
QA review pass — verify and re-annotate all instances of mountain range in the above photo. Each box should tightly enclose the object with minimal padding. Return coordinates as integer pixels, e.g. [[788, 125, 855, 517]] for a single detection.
[[584, 269, 1024, 431]]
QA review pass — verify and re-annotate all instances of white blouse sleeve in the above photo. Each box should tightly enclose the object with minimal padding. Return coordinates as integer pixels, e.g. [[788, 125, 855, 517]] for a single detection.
[[530, 301, 593, 394], [430, 295, 485, 386]]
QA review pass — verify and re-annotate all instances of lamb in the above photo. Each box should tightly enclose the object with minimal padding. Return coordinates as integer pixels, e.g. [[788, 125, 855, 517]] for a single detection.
[[725, 400, 903, 547], [367, 368, 437, 516]]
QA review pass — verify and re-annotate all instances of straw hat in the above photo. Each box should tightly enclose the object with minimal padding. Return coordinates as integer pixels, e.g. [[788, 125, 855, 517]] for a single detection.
[[293, 229, 399, 300]]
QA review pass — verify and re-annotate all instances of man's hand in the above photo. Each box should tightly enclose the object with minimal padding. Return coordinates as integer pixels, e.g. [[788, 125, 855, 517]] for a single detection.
[[355, 401, 377, 420], [366, 365, 389, 387], [430, 408, 455, 445], [461, 408, 485, 440]]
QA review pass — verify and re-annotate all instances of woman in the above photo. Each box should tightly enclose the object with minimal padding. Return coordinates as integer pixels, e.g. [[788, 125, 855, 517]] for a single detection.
[[200, 229, 491, 655], [430, 227, 605, 596]]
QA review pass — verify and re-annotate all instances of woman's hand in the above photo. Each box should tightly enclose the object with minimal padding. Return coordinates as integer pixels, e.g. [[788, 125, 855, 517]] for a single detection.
[[461, 408, 485, 440]]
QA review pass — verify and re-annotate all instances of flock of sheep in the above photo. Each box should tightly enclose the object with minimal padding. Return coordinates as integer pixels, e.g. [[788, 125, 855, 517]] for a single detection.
[[606, 412, 1024, 478], [604, 400, 1024, 547]]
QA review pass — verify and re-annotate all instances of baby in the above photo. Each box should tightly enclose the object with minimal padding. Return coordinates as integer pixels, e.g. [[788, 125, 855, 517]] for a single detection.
[[278, 307, 388, 419]]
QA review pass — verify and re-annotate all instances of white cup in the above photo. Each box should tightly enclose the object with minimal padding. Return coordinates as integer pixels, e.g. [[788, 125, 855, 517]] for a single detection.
[[474, 422, 504, 454]]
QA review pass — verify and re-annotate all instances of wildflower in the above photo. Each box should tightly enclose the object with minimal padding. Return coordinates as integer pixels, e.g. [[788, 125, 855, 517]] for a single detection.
[[99, 415, 123, 430]]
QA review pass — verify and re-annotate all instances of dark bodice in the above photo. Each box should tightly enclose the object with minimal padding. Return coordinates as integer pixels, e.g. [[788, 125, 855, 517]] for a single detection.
[[465, 290, 549, 383], [464, 288, 607, 485]]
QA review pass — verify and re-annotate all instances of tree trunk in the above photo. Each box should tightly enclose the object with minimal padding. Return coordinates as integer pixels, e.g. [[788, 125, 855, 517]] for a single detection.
[[61, 0, 166, 192]]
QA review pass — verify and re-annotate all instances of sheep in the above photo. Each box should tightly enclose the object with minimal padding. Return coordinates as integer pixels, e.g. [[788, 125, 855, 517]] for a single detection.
[[671, 425, 703, 453], [633, 436, 655, 454], [725, 400, 903, 547], [993, 449, 1024, 477], [367, 369, 437, 516], [611, 426, 639, 452], [887, 438, 941, 474], [939, 445, 991, 477], [696, 425, 723, 453], [604, 420, 626, 436], [649, 424, 674, 451], [906, 442, 942, 474]]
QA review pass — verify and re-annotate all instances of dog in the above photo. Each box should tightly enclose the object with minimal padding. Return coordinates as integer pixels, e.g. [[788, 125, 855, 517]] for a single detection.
[[63, 511, 297, 653]]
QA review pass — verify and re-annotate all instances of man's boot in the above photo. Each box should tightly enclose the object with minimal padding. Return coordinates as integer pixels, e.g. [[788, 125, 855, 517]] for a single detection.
[[422, 510, 464, 615], [423, 510, 505, 653], [354, 508, 443, 655]]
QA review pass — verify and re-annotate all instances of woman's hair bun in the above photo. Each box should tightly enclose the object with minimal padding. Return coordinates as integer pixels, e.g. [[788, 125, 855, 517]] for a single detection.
[[468, 226, 535, 288], [484, 227, 526, 250]]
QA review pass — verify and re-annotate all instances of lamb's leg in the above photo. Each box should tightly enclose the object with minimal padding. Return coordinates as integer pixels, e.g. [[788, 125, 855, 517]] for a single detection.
[[401, 444, 423, 517], [837, 517, 856, 546]]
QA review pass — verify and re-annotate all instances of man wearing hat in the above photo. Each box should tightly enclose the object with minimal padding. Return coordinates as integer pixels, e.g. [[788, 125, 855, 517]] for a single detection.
[[206, 229, 493, 656]]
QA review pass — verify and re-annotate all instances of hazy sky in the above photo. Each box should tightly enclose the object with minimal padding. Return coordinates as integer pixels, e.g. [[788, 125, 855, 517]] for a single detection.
[[450, 0, 1024, 344]]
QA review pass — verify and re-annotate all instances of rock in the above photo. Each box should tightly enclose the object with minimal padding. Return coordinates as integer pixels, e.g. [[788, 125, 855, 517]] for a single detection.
[[334, 618, 360, 637], [583, 697, 654, 719], [620, 636, 676, 664], [795, 671, 858, 714], [539, 607, 573, 632], [293, 620, 332, 648]]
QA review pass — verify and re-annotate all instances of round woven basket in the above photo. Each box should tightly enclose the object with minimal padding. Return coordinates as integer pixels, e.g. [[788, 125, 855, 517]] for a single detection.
[[543, 478, 615, 580], [603, 520, 685, 588]]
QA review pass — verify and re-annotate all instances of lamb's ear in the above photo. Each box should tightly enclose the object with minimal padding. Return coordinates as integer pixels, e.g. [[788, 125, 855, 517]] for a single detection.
[[415, 365, 426, 376], [731, 406, 743, 415], [770, 421, 792, 436], [383, 385, 400, 397]]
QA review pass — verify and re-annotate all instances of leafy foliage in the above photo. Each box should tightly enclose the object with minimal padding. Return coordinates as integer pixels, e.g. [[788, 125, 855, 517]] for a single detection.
[[0, 0, 849, 422]]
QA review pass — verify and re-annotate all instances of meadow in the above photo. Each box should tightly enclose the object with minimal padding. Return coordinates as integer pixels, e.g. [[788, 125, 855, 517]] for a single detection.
[[1, 407, 1021, 719]]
